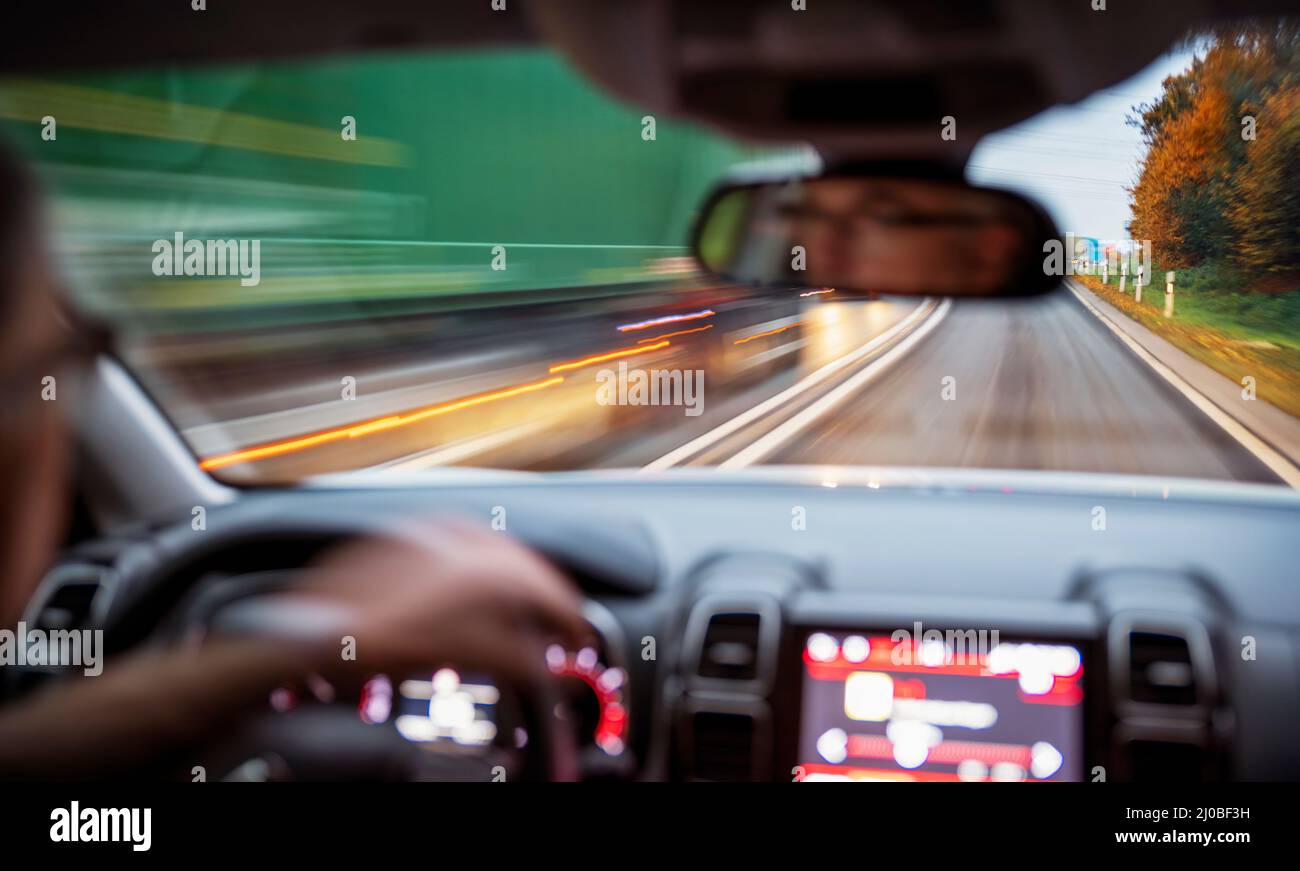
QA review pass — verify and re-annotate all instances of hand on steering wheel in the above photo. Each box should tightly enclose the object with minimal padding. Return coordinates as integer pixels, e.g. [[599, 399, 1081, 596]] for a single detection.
[[194, 520, 591, 782], [303, 519, 590, 685]]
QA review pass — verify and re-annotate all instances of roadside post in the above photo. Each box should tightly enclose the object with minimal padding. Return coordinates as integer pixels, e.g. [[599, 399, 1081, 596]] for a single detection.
[[1101, 260, 1108, 283], [1164, 271, 1175, 317], [1119, 262, 1128, 294], [1135, 265, 1144, 302]]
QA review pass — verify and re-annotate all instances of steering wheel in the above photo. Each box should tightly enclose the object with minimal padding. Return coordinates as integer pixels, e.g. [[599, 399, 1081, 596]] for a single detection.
[[98, 526, 581, 782], [191, 597, 581, 782]]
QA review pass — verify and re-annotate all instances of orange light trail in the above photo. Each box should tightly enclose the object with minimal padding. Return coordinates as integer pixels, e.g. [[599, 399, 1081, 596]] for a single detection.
[[636, 325, 714, 344], [733, 322, 804, 345], [199, 375, 565, 471], [547, 340, 670, 373], [800, 288, 834, 297], [616, 309, 715, 332]]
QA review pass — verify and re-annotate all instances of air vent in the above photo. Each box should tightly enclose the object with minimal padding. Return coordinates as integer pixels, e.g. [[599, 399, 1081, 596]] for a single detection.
[[31, 577, 101, 632], [26, 564, 108, 632], [1128, 631, 1197, 706], [4, 563, 111, 700], [682, 594, 780, 693], [676, 594, 779, 778], [1107, 613, 1221, 780], [698, 612, 761, 681]]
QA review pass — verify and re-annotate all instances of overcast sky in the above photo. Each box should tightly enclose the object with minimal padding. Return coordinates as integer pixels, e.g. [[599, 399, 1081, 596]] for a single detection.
[[969, 49, 1197, 243]]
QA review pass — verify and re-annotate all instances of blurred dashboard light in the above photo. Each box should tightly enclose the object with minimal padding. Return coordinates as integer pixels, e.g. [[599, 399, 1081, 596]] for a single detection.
[[806, 632, 839, 663]]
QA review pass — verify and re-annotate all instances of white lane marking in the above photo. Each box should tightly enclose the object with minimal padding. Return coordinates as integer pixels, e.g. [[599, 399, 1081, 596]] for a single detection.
[[720, 298, 952, 468], [1067, 281, 1300, 489], [375, 421, 549, 473], [642, 298, 936, 471]]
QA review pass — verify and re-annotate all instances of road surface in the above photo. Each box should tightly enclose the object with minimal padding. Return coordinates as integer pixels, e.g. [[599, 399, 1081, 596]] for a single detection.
[[761, 293, 1281, 483], [157, 286, 1288, 486]]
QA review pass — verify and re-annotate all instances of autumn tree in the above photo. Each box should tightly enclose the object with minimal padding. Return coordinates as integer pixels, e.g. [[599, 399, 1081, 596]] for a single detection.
[[1128, 21, 1299, 285]]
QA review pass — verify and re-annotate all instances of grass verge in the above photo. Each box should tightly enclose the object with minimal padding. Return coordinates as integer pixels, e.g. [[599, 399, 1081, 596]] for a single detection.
[[1074, 269, 1300, 420]]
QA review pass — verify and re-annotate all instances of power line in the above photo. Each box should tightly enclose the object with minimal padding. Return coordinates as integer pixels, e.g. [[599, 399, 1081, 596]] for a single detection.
[[1084, 90, 1160, 102], [991, 190, 1132, 204], [1035, 105, 1146, 119], [977, 189, 1133, 206], [974, 143, 1143, 163], [972, 178, 1135, 202], [968, 164, 1135, 186], [982, 130, 1142, 148]]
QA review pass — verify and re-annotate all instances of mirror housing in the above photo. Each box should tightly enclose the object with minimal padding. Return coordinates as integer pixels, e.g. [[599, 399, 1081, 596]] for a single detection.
[[692, 169, 1061, 299]]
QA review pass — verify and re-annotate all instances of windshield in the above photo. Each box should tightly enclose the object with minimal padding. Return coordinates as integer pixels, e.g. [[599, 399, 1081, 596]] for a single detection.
[[1, 34, 1296, 486]]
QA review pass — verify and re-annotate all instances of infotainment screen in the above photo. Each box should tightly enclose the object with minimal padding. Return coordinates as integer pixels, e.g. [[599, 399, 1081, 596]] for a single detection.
[[797, 631, 1084, 782]]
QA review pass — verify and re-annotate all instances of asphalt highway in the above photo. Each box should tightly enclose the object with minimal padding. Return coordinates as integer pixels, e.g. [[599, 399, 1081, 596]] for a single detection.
[[161, 287, 1285, 486]]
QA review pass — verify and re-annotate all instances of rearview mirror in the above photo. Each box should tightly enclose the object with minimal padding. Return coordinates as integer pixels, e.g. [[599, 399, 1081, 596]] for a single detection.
[[692, 173, 1060, 298]]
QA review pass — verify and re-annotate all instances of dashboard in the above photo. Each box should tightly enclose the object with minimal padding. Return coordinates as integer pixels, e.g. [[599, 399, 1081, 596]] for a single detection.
[[14, 468, 1300, 781]]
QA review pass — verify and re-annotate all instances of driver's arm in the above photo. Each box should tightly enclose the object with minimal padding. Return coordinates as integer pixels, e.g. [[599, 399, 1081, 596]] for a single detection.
[[0, 638, 329, 779], [0, 526, 588, 779]]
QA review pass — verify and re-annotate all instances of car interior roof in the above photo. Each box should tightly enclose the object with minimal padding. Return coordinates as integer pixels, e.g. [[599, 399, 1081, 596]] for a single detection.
[[7, 0, 1297, 156]]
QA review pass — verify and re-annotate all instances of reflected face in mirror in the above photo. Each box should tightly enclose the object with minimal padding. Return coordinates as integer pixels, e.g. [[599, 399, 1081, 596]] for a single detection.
[[696, 176, 1045, 298]]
